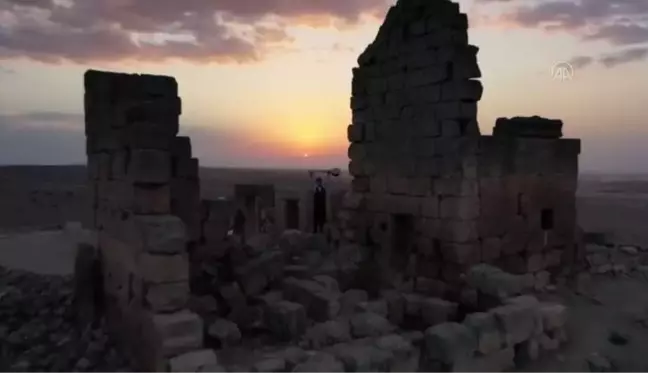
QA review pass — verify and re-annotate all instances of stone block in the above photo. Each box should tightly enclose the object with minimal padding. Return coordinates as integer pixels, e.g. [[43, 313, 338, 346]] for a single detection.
[[293, 352, 344, 372], [350, 312, 396, 338], [139, 253, 189, 284], [265, 300, 308, 341], [208, 318, 241, 348], [145, 281, 189, 312], [304, 319, 352, 349], [121, 123, 176, 150], [174, 157, 199, 180], [403, 293, 424, 317], [439, 220, 478, 243], [440, 196, 480, 220], [169, 349, 221, 372], [440, 80, 483, 102], [340, 289, 369, 315], [481, 237, 502, 263], [220, 282, 247, 312], [421, 298, 458, 326], [128, 215, 186, 254], [423, 322, 476, 365], [492, 296, 539, 345], [465, 264, 524, 300], [375, 334, 420, 371], [152, 310, 203, 345], [544, 249, 562, 268], [171, 136, 192, 159], [355, 300, 388, 318], [282, 277, 340, 322], [453, 347, 514, 372], [88, 152, 112, 180], [124, 96, 181, 125], [463, 312, 502, 355], [327, 343, 379, 372], [128, 149, 171, 184], [539, 303, 567, 331], [422, 197, 439, 218], [526, 253, 545, 272], [253, 358, 286, 372], [441, 241, 480, 264], [435, 178, 478, 197], [129, 184, 171, 214], [415, 277, 448, 297], [383, 290, 405, 325]]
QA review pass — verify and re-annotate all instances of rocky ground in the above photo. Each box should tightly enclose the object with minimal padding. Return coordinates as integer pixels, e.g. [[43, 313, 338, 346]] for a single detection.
[[0, 266, 131, 372]]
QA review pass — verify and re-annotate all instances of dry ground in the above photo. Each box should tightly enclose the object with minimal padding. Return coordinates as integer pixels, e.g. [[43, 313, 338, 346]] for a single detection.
[[2, 166, 648, 371]]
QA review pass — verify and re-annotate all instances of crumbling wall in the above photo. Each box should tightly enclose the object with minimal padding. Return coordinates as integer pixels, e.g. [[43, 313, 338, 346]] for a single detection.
[[345, 0, 582, 298], [84, 70, 209, 371], [479, 118, 582, 278], [347, 0, 483, 293]]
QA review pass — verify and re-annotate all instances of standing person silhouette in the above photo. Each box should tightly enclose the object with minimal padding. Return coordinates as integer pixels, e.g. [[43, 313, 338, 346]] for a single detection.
[[313, 177, 327, 233]]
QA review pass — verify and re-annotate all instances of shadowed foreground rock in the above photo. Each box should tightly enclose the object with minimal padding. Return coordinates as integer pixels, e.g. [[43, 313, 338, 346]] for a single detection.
[[0, 266, 130, 372]]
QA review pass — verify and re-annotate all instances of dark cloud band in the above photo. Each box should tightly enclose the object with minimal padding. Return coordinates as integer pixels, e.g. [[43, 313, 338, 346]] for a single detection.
[[0, 0, 389, 63]]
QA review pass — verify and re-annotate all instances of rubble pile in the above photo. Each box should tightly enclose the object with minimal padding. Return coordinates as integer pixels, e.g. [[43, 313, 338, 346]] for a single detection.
[[0, 267, 130, 372]]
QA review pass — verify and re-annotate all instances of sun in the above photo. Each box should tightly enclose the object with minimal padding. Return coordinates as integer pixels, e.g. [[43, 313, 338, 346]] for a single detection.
[[303, 153, 310, 158]]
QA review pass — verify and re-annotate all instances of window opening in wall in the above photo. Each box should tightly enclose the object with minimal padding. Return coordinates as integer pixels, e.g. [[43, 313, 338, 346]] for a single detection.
[[541, 208, 554, 230], [391, 214, 414, 273]]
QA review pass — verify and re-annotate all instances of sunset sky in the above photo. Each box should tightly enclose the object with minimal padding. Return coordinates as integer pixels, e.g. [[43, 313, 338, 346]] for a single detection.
[[0, 0, 646, 173]]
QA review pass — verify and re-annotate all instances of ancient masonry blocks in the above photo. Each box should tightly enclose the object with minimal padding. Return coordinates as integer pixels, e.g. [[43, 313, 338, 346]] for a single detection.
[[344, 0, 582, 298], [84, 70, 204, 371]]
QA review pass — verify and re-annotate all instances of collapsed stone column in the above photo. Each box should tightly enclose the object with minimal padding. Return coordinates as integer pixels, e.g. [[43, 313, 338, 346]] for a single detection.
[[84, 70, 207, 371]]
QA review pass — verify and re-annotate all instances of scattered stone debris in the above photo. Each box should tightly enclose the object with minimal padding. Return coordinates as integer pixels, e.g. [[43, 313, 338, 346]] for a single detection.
[[587, 353, 613, 372], [0, 266, 131, 372]]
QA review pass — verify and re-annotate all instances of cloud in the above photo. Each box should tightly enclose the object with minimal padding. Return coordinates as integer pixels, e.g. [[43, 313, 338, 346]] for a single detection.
[[568, 55, 594, 69], [599, 47, 648, 67], [566, 46, 648, 70], [0, 0, 389, 64], [478, 1, 648, 44]]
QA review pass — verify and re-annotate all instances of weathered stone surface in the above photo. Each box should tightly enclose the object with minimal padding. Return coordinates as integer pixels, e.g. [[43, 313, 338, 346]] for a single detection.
[[169, 349, 222, 372], [421, 297, 458, 326], [128, 215, 187, 254], [253, 358, 286, 372], [282, 277, 340, 322], [492, 296, 540, 346], [293, 352, 345, 372], [207, 319, 241, 348], [463, 312, 502, 355], [465, 264, 524, 299], [539, 303, 568, 331], [340, 289, 369, 315], [303, 319, 352, 349], [326, 343, 377, 372], [350, 312, 396, 338], [265, 300, 307, 341], [423, 322, 477, 365]]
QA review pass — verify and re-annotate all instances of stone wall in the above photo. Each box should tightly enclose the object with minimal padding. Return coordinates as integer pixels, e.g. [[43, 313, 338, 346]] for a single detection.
[[84, 70, 208, 371], [345, 0, 582, 298]]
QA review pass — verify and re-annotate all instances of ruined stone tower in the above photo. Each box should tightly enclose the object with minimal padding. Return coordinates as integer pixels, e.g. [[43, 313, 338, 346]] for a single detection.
[[346, 0, 582, 298], [84, 70, 205, 370]]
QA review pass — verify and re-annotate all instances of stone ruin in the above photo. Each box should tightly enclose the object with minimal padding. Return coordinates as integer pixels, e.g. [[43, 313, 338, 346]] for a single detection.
[[343, 0, 582, 295], [78, 0, 580, 371]]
